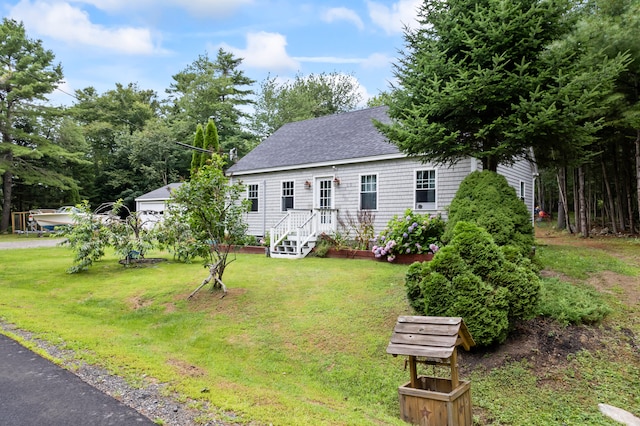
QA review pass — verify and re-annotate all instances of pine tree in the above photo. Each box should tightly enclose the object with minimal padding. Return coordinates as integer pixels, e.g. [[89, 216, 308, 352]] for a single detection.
[[0, 19, 65, 231], [376, 0, 577, 171], [190, 124, 204, 176], [201, 119, 219, 168]]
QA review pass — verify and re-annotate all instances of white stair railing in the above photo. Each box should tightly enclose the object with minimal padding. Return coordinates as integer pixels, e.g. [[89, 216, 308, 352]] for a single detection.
[[295, 212, 317, 256], [270, 210, 317, 256]]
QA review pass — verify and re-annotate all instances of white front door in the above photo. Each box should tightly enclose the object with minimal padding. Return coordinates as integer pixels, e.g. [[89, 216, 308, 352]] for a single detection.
[[315, 177, 335, 233]]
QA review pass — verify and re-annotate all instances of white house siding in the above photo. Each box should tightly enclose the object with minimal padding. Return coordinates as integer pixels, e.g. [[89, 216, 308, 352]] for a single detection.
[[230, 156, 528, 237], [496, 160, 536, 220]]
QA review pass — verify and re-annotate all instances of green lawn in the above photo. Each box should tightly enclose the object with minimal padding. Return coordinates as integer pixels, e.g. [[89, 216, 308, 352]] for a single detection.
[[0, 245, 411, 425], [0, 235, 638, 425]]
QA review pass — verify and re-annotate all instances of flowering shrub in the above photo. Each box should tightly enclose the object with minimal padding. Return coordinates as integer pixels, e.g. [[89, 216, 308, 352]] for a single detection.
[[372, 209, 445, 262]]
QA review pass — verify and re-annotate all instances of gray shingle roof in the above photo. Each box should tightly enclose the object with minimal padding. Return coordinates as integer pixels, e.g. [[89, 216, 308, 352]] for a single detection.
[[227, 106, 398, 174], [135, 182, 184, 201]]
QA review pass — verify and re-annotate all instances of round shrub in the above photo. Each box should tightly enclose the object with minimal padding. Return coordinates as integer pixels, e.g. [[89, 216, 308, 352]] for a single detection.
[[406, 221, 541, 347], [405, 262, 430, 313], [444, 171, 534, 257]]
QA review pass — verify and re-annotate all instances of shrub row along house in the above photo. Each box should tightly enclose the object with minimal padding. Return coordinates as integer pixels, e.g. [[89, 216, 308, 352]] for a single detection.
[[224, 106, 535, 258]]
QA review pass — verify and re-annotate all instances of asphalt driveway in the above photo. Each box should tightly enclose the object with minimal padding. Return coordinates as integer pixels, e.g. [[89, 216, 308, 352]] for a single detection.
[[0, 333, 154, 425]]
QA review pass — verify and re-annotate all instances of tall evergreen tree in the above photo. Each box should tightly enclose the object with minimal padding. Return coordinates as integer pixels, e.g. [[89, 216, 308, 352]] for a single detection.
[[376, 0, 578, 171], [201, 118, 220, 168], [166, 49, 255, 157], [0, 18, 65, 232], [190, 124, 204, 176]]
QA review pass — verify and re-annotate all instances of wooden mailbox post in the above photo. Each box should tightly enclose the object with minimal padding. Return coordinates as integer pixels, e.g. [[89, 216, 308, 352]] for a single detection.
[[387, 316, 475, 426]]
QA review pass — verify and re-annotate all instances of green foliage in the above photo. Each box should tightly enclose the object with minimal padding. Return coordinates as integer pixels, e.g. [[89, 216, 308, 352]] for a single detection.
[[404, 262, 430, 313], [169, 156, 250, 285], [190, 124, 205, 176], [0, 18, 66, 231], [154, 203, 209, 263], [445, 171, 534, 257], [407, 221, 541, 346], [372, 209, 445, 262], [59, 201, 111, 273], [375, 0, 625, 176], [107, 201, 157, 263], [166, 49, 256, 157], [119, 117, 190, 203], [311, 236, 332, 258], [249, 72, 363, 138], [61, 200, 167, 272], [201, 118, 220, 168], [69, 83, 163, 208], [1, 230, 638, 424], [537, 278, 611, 325]]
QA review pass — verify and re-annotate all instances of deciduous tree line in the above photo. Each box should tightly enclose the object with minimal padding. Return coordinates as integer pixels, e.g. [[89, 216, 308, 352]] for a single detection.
[[2, 0, 640, 236], [0, 19, 361, 232]]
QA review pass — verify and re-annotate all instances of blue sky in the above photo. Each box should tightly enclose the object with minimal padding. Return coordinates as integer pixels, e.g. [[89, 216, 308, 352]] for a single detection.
[[2, 0, 422, 108]]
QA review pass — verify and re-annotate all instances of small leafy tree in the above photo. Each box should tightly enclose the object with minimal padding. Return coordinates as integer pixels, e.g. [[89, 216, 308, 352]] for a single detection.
[[406, 221, 540, 347], [60, 201, 112, 273], [107, 201, 157, 263], [61, 200, 160, 272], [154, 202, 205, 263], [170, 156, 250, 297]]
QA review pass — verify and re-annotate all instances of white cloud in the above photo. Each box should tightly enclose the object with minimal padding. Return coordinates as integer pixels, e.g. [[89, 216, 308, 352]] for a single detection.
[[68, 0, 132, 12], [223, 32, 299, 72], [348, 74, 372, 107], [362, 52, 393, 69], [292, 52, 391, 68], [67, 0, 254, 16], [367, 0, 421, 35], [169, 0, 254, 17], [9, 0, 159, 55], [293, 56, 362, 64], [322, 7, 364, 30]]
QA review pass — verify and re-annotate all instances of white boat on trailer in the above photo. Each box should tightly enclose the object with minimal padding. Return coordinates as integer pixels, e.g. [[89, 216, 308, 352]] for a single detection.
[[30, 206, 80, 229], [30, 204, 113, 230]]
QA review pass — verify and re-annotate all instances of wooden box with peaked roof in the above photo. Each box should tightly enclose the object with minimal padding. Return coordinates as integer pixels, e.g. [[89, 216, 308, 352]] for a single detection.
[[387, 316, 475, 426]]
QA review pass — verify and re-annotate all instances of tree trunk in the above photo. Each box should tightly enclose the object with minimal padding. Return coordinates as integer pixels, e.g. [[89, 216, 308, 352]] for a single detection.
[[578, 165, 588, 237], [573, 168, 581, 234], [631, 129, 640, 232], [613, 145, 626, 231], [1, 168, 13, 233], [556, 167, 571, 231], [482, 156, 498, 172], [536, 173, 545, 211], [601, 160, 618, 233]]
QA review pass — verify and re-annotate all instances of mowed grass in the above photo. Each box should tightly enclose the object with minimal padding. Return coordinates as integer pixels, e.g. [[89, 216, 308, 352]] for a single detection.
[[0, 245, 411, 425], [1, 232, 639, 425]]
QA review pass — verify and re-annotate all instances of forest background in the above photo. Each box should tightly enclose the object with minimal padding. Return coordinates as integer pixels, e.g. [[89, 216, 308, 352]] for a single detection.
[[1, 0, 639, 237]]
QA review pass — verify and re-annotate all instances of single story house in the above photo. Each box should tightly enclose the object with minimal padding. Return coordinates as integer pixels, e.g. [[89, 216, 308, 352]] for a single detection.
[[134, 182, 184, 228], [226, 106, 535, 258]]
